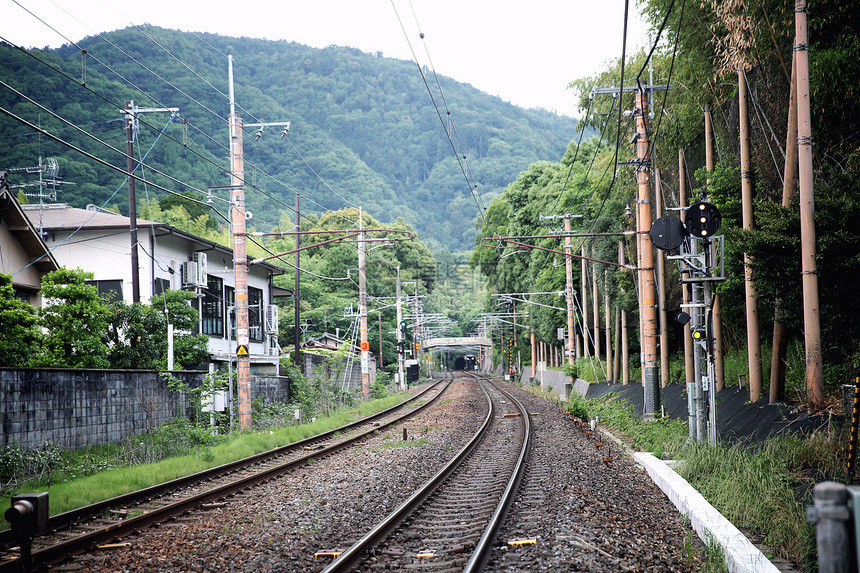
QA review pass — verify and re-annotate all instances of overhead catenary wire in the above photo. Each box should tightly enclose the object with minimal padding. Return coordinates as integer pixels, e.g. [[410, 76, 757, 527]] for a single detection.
[[390, 0, 486, 226]]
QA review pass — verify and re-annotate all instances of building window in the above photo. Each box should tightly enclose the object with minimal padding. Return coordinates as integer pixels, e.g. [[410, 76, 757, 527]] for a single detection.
[[202, 275, 224, 336], [249, 286, 263, 342], [153, 278, 170, 296], [86, 279, 123, 303], [225, 286, 235, 339]]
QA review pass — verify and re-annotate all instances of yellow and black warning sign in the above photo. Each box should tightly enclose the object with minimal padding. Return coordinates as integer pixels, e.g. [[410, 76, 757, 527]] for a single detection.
[[236, 344, 249, 356]]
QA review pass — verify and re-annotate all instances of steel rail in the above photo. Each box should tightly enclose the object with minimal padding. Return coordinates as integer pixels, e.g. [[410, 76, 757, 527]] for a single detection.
[[0, 377, 453, 571], [465, 375, 531, 572], [322, 373, 530, 573]]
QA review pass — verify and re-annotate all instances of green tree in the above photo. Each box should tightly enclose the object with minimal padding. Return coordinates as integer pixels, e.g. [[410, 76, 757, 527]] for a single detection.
[[0, 273, 42, 367], [107, 289, 208, 370], [37, 268, 110, 368]]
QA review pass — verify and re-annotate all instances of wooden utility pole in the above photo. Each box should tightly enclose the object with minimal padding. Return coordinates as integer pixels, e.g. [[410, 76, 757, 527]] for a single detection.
[[795, 0, 824, 408], [770, 54, 798, 403], [124, 100, 141, 304], [704, 108, 726, 390], [564, 215, 577, 381], [679, 150, 695, 391], [738, 69, 763, 401], [654, 168, 669, 387], [123, 101, 178, 304]]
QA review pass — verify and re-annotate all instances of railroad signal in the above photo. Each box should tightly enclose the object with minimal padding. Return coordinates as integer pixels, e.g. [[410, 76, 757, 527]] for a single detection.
[[685, 201, 722, 238]]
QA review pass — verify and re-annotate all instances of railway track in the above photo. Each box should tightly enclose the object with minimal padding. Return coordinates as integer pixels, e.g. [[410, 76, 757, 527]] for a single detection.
[[321, 373, 530, 573], [0, 376, 453, 571]]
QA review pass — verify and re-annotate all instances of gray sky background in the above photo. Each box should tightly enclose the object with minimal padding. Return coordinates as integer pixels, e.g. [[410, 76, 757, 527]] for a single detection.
[[3, 0, 650, 117]]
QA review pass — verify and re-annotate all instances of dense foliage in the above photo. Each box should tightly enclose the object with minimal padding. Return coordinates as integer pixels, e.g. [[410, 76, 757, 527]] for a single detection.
[[0, 270, 207, 369], [0, 28, 578, 254], [472, 0, 859, 402]]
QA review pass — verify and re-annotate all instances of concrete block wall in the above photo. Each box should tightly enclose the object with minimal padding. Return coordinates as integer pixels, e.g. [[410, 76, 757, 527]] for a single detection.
[[1, 369, 292, 451]]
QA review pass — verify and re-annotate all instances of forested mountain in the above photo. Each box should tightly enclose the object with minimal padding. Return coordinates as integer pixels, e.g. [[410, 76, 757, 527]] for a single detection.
[[0, 27, 580, 253]]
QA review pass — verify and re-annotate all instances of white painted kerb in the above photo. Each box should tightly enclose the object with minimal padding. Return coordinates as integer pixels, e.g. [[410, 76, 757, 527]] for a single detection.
[[634, 452, 780, 573]]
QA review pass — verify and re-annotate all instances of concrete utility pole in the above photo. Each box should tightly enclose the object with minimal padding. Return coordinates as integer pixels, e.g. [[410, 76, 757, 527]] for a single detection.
[[619, 240, 630, 386], [565, 215, 577, 381], [679, 149, 695, 391], [604, 269, 612, 383], [227, 58, 251, 429], [396, 267, 405, 390], [795, 0, 824, 408], [358, 207, 370, 398], [227, 55, 290, 428], [294, 193, 301, 367], [738, 70, 763, 401], [580, 244, 590, 359], [634, 89, 660, 416], [771, 54, 798, 403], [124, 100, 178, 303]]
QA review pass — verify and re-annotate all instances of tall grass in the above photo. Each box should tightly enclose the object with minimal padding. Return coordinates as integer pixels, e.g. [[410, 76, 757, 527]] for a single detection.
[[3, 390, 413, 527], [564, 388, 844, 569]]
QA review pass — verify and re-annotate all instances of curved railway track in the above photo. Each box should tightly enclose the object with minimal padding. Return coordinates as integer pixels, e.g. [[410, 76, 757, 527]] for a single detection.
[[0, 376, 453, 571], [321, 373, 530, 573]]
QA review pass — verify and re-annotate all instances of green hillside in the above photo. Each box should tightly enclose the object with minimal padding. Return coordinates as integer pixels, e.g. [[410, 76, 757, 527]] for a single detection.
[[0, 26, 580, 252]]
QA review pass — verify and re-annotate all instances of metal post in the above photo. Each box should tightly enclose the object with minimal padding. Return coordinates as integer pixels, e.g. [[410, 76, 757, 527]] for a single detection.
[[809, 482, 851, 573]]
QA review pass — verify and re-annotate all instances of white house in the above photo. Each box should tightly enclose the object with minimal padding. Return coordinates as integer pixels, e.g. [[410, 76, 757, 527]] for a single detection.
[[22, 202, 290, 374], [0, 184, 60, 304]]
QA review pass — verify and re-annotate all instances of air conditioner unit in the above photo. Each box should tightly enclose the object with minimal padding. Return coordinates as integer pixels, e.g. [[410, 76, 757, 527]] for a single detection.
[[264, 304, 279, 334], [193, 253, 208, 287], [182, 261, 198, 287]]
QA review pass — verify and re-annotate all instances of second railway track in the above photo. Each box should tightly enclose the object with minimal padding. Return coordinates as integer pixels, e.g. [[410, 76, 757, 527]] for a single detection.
[[322, 373, 530, 573], [0, 376, 453, 571]]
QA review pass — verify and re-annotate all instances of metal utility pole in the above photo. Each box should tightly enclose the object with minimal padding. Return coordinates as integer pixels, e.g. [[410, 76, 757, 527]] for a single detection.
[[795, 0, 824, 408], [654, 168, 669, 387], [294, 193, 301, 367], [738, 70, 763, 401], [358, 208, 370, 398], [123, 100, 178, 304], [704, 107, 726, 390]]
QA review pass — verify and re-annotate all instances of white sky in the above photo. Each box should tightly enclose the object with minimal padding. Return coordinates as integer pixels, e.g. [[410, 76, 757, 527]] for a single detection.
[[2, 0, 650, 118]]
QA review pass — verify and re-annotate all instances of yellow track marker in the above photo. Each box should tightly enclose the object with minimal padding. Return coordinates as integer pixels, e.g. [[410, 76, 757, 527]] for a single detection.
[[97, 543, 131, 550], [416, 550, 436, 558], [314, 551, 342, 560], [508, 538, 537, 546]]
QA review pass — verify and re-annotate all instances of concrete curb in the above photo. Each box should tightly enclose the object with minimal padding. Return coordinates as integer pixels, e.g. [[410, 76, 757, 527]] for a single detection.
[[633, 451, 779, 573]]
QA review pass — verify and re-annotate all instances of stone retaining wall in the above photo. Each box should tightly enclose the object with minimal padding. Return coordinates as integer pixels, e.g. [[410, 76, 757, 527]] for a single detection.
[[0, 368, 290, 450]]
